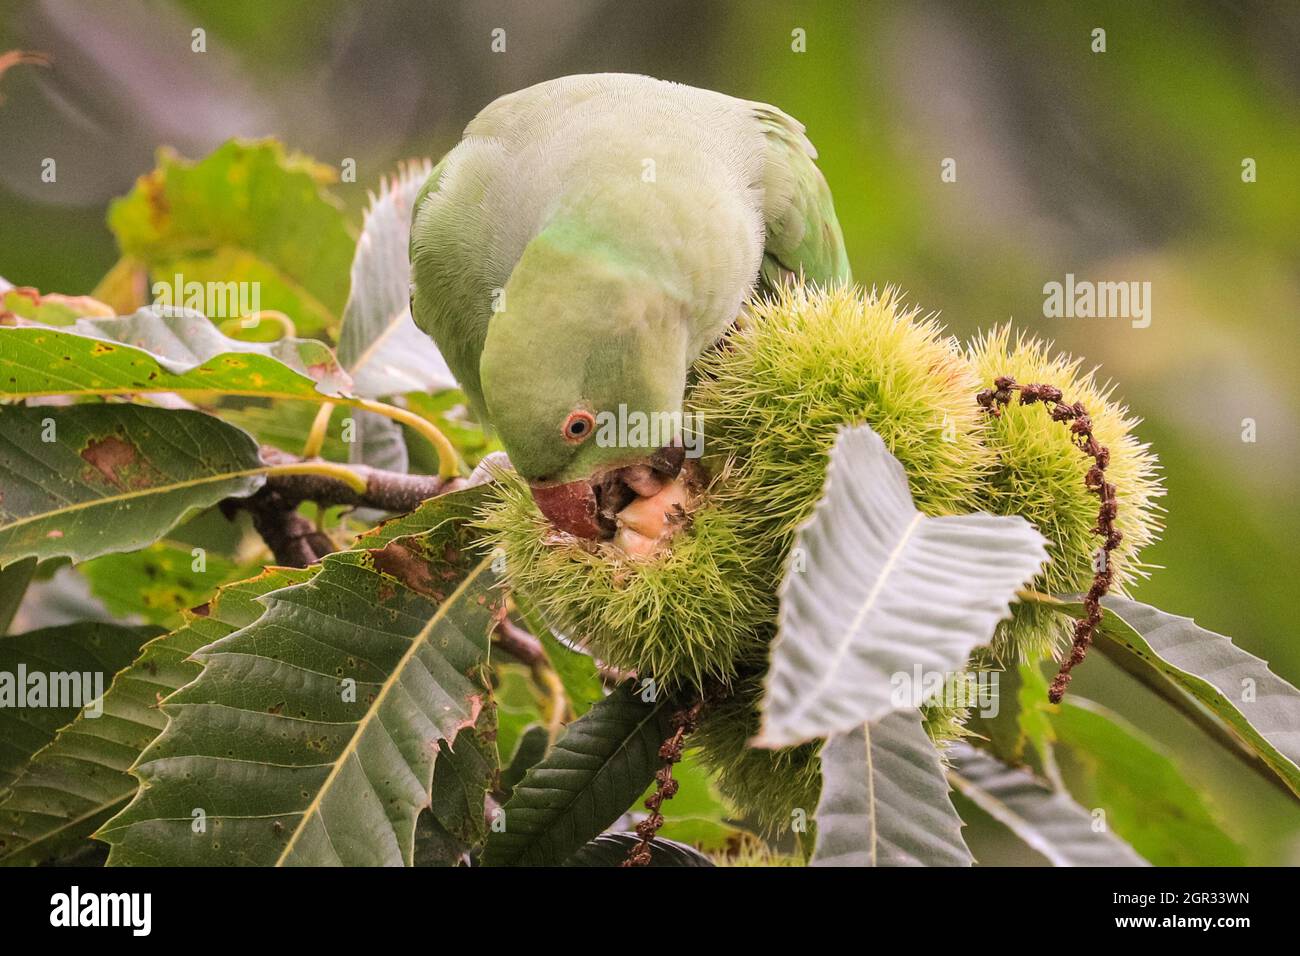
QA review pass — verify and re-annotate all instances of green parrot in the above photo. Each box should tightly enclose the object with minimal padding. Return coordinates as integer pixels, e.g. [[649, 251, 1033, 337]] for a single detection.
[[410, 73, 850, 538]]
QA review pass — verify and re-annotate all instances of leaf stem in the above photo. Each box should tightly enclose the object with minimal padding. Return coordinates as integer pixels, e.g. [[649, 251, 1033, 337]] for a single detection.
[[346, 397, 461, 479], [263, 460, 367, 495], [302, 402, 335, 458], [217, 311, 297, 340], [539, 669, 568, 746]]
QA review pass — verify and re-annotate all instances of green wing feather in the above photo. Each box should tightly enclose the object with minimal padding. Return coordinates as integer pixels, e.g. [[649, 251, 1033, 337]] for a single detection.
[[409, 153, 495, 418], [753, 104, 852, 292]]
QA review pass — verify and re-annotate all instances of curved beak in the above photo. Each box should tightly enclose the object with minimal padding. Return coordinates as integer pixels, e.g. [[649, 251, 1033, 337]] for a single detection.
[[529, 444, 688, 540], [529, 479, 603, 539]]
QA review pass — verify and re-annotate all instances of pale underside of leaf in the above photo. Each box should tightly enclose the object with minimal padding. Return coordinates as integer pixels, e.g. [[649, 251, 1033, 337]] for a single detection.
[[812, 710, 972, 867], [947, 742, 1149, 867], [760, 425, 1048, 747], [337, 160, 456, 398]]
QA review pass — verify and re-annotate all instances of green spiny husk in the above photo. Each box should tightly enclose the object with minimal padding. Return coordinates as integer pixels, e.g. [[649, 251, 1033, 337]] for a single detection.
[[691, 284, 993, 565], [480, 285, 997, 690], [479, 467, 775, 692], [968, 325, 1165, 661]]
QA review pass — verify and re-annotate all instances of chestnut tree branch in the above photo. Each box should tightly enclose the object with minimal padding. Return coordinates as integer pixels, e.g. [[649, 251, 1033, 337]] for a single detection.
[[221, 446, 466, 568]]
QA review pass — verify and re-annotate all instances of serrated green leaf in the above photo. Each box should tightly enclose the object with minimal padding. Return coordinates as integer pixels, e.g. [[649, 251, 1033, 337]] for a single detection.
[[484, 682, 674, 867], [355, 484, 491, 550], [0, 309, 350, 402], [1052, 698, 1244, 866], [0, 622, 160, 794], [98, 523, 499, 866], [0, 404, 267, 567], [0, 568, 312, 866], [337, 161, 456, 399], [417, 692, 498, 866], [759, 425, 1048, 747], [107, 140, 355, 334], [565, 832, 714, 867], [1059, 594, 1300, 798], [812, 710, 972, 867], [947, 742, 1149, 866]]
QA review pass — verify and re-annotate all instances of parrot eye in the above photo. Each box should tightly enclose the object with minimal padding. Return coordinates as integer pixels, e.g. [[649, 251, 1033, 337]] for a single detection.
[[562, 410, 596, 444]]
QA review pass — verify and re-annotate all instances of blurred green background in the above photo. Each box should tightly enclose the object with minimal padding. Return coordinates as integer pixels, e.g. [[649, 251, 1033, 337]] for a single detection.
[[1, 0, 1297, 862]]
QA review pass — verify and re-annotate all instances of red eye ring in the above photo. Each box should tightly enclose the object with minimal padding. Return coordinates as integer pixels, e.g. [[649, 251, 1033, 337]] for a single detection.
[[562, 410, 596, 444]]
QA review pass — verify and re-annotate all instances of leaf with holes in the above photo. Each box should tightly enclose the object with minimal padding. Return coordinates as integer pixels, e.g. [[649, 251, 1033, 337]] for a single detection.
[[415, 694, 498, 867], [0, 405, 267, 567], [97, 522, 498, 866], [758, 425, 1048, 747], [947, 743, 1148, 867], [0, 308, 350, 402], [337, 161, 456, 398], [812, 710, 971, 867], [484, 682, 674, 867], [0, 569, 312, 866]]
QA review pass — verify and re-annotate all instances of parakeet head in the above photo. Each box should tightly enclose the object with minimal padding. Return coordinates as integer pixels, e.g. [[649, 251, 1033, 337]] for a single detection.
[[480, 228, 692, 538]]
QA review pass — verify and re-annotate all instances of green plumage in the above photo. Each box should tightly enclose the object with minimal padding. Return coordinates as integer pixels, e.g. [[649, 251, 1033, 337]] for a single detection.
[[410, 73, 850, 482]]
